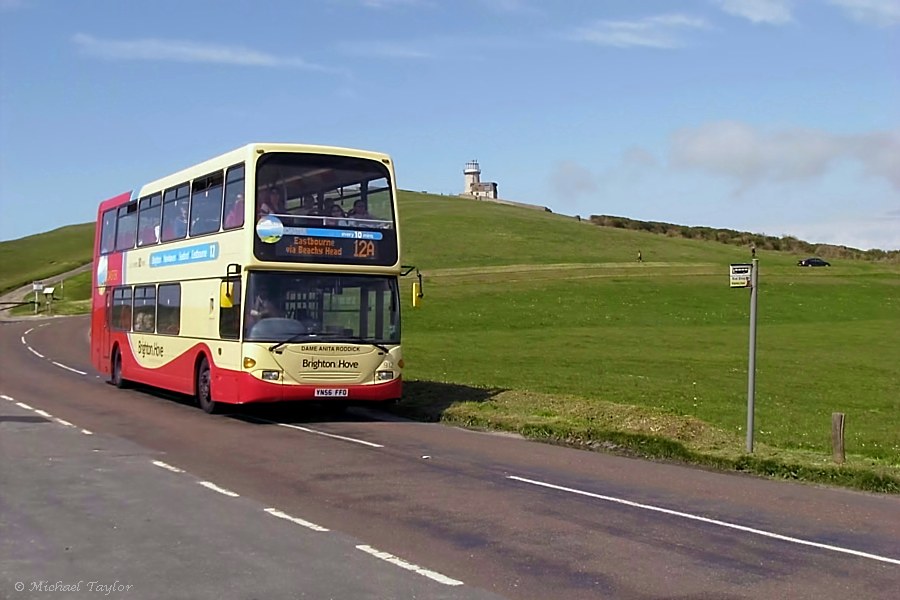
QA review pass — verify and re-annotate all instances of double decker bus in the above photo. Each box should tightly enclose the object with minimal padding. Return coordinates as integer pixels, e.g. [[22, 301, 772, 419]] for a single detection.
[[90, 143, 410, 413]]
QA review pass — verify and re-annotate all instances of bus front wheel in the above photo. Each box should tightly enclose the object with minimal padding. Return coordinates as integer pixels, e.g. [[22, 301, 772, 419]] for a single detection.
[[196, 357, 218, 414], [111, 349, 127, 389]]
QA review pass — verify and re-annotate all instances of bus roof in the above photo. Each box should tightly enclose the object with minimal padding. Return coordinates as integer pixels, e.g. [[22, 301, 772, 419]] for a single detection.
[[138, 142, 393, 198]]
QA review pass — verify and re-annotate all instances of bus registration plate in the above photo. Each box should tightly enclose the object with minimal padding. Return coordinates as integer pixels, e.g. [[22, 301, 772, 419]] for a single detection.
[[315, 388, 348, 398]]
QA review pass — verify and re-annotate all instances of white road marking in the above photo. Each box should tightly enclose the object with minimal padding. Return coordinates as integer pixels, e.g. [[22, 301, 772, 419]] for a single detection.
[[198, 481, 239, 497], [247, 416, 384, 448], [51, 361, 87, 375], [152, 460, 185, 473], [355, 544, 464, 586], [508, 475, 900, 566], [1, 394, 15, 401], [34, 409, 52, 418], [15, 402, 33, 410], [81, 429, 93, 435], [55, 418, 75, 427], [264, 508, 330, 532], [27, 347, 44, 358], [20, 336, 27, 344], [24, 328, 34, 335]]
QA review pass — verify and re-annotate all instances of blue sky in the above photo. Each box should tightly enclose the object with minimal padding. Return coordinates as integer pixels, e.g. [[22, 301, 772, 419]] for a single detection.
[[1, 0, 898, 249]]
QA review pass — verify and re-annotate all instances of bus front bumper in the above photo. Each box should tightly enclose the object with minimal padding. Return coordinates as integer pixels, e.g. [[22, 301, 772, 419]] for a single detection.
[[230, 373, 402, 405]]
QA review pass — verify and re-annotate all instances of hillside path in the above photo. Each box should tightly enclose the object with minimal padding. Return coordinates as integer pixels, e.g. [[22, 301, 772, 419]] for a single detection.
[[0, 262, 92, 322]]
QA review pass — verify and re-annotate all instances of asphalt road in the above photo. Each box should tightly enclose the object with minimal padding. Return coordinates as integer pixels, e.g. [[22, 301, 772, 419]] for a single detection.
[[2, 315, 898, 599]]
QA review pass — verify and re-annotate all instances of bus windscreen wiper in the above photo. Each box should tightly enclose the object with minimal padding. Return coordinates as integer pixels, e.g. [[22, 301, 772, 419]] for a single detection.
[[268, 332, 317, 353], [268, 332, 390, 354]]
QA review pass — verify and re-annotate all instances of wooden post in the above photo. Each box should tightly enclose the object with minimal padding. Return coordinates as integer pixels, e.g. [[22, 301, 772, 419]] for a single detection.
[[832, 412, 845, 464]]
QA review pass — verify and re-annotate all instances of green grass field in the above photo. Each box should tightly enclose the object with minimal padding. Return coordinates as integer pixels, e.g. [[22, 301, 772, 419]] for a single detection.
[[2, 192, 897, 491]]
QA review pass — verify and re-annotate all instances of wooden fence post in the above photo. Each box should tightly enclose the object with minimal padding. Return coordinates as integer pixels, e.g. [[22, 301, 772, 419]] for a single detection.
[[832, 412, 845, 464]]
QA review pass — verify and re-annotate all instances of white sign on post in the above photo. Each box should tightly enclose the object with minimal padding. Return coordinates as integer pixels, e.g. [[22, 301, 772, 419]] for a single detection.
[[730, 264, 752, 288]]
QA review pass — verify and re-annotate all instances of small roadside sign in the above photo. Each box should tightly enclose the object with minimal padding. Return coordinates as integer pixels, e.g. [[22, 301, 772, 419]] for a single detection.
[[32, 281, 44, 292], [730, 263, 752, 288]]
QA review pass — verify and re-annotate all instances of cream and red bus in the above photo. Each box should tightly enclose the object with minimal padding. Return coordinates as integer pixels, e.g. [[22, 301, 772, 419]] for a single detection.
[[90, 143, 408, 413]]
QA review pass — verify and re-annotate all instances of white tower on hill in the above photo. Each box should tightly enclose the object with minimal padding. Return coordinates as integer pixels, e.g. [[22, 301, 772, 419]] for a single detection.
[[462, 160, 498, 199]]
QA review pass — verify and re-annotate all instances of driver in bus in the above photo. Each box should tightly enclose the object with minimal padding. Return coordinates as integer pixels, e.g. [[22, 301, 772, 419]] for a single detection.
[[250, 292, 281, 321]]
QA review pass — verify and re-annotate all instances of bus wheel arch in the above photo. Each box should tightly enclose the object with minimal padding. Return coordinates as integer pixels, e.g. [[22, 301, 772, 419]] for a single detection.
[[195, 354, 218, 414]]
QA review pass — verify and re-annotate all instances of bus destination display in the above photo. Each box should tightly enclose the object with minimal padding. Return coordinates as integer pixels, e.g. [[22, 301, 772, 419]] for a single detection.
[[282, 235, 378, 260], [264, 225, 396, 265]]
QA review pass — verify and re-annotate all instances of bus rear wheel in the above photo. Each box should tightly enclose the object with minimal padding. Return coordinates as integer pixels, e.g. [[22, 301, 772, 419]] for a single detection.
[[111, 349, 127, 389], [196, 357, 218, 414]]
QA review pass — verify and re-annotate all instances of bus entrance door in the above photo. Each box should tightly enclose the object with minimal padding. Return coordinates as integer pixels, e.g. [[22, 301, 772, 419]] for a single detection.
[[101, 291, 112, 365]]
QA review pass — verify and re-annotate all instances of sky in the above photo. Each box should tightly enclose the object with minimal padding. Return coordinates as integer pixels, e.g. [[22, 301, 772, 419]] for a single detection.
[[1, 0, 898, 250]]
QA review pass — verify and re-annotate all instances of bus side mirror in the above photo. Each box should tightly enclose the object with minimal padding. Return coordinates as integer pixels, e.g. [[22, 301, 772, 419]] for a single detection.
[[220, 281, 234, 308], [412, 270, 423, 307]]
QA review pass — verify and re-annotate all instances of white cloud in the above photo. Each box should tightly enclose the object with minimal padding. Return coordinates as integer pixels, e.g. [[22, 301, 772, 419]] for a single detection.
[[714, 0, 794, 25], [338, 40, 433, 59], [669, 121, 900, 191], [72, 33, 329, 70], [621, 147, 660, 169], [828, 0, 900, 26], [569, 14, 710, 49], [777, 211, 900, 250], [476, 0, 542, 15], [549, 160, 598, 203], [358, 0, 429, 8], [0, 0, 27, 10]]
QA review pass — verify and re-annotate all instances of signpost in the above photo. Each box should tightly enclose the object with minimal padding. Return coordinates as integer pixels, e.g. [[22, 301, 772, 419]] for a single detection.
[[44, 286, 55, 316], [730, 260, 759, 452], [32, 281, 43, 315]]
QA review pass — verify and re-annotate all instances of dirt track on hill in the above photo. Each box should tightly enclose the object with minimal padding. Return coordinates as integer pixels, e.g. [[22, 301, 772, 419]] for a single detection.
[[0, 262, 92, 321]]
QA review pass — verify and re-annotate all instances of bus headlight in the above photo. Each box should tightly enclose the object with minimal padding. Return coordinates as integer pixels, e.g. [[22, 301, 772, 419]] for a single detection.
[[375, 370, 394, 381], [261, 370, 281, 381]]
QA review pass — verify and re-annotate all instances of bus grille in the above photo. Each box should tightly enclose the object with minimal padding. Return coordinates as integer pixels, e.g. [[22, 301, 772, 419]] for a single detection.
[[296, 372, 359, 382]]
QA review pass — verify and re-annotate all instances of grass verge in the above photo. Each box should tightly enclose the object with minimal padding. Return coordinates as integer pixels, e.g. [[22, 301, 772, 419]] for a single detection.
[[392, 382, 900, 494]]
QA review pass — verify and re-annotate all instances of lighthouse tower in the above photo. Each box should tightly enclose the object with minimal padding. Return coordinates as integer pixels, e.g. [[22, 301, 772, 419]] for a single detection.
[[464, 160, 481, 194], [461, 159, 498, 199]]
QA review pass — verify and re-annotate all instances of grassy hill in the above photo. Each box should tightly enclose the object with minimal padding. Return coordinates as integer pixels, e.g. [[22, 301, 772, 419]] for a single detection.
[[0, 223, 94, 295], [2, 192, 898, 491]]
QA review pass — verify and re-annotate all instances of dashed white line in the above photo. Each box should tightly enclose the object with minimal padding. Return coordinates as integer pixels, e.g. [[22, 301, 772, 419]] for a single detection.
[[1, 394, 14, 401], [20, 336, 27, 344], [51, 361, 87, 375], [262, 419, 384, 448], [507, 475, 900, 566], [198, 481, 240, 497], [355, 545, 464, 586], [23, 327, 34, 335], [264, 508, 330, 532], [152, 460, 185, 474], [15, 402, 33, 410], [81, 429, 93, 435], [55, 418, 75, 428], [27, 347, 45, 358], [34, 409, 52, 418]]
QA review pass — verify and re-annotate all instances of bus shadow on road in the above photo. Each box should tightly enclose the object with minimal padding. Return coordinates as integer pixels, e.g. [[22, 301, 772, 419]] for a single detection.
[[223, 380, 504, 426], [388, 380, 506, 422]]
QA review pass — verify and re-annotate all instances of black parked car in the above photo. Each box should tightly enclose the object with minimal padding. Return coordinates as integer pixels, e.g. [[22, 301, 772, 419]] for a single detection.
[[798, 257, 831, 267]]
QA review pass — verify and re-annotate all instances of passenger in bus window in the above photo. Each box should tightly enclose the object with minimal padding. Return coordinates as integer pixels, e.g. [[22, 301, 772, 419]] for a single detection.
[[165, 202, 188, 239], [348, 199, 374, 221], [328, 203, 349, 226], [258, 187, 284, 219], [224, 193, 244, 228]]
